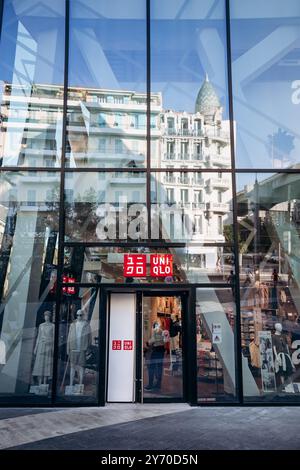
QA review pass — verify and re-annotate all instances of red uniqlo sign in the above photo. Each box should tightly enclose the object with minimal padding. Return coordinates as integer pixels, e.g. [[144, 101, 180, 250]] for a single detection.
[[112, 340, 122, 350], [124, 254, 146, 277], [123, 340, 133, 351], [150, 254, 173, 277], [62, 275, 76, 295]]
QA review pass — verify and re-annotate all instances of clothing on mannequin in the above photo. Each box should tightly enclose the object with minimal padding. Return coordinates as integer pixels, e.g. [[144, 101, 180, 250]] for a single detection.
[[67, 309, 92, 387], [249, 340, 260, 368], [272, 323, 295, 385], [0, 339, 6, 365], [32, 311, 54, 385]]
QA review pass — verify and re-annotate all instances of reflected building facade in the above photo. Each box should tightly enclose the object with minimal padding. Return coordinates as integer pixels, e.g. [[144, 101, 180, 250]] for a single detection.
[[0, 0, 300, 406]]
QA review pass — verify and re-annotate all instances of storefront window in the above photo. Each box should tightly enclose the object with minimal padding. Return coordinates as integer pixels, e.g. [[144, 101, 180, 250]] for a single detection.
[[63, 245, 234, 285], [237, 173, 300, 401], [66, 0, 146, 168], [196, 288, 237, 402], [0, 0, 65, 168], [143, 295, 183, 399], [0, 171, 60, 401], [64, 171, 147, 242], [151, 172, 234, 277], [151, 0, 230, 169], [230, 0, 300, 168], [56, 288, 100, 403]]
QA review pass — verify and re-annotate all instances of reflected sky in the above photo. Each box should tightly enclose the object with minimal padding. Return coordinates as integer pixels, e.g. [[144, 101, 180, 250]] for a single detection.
[[0, 0, 299, 169]]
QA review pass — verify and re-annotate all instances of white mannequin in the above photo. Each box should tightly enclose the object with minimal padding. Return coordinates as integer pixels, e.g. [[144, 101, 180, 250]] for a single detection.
[[39, 312, 51, 385], [70, 310, 84, 386], [67, 309, 91, 388], [274, 322, 282, 336], [32, 311, 54, 386]]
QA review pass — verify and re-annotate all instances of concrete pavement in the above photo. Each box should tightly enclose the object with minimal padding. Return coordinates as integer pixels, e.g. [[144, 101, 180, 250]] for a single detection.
[[1, 404, 300, 450]]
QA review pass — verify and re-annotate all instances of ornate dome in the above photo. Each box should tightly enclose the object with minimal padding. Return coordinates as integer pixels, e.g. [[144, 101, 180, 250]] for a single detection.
[[195, 74, 221, 117]]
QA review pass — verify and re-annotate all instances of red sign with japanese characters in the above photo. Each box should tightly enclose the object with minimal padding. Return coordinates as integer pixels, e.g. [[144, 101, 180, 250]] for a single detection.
[[150, 254, 173, 277], [112, 340, 122, 350], [123, 340, 133, 350], [124, 254, 147, 277]]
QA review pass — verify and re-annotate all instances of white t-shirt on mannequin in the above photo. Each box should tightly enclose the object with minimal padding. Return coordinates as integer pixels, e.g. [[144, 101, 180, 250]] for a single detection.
[[0, 340, 6, 365], [75, 321, 84, 350]]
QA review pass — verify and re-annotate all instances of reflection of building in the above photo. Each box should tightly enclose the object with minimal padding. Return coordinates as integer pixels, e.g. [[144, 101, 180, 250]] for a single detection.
[[158, 76, 231, 270], [1, 78, 231, 272], [66, 87, 160, 168], [160, 76, 231, 170]]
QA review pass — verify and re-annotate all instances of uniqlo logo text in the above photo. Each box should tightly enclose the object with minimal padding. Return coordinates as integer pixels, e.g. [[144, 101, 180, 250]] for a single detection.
[[124, 254, 146, 277], [150, 254, 173, 277], [123, 340, 133, 350], [112, 340, 122, 350]]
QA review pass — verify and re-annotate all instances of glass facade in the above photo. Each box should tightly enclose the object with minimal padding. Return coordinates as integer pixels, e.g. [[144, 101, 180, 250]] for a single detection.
[[0, 0, 299, 405]]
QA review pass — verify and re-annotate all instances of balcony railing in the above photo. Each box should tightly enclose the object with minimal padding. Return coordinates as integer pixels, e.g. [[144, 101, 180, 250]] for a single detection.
[[192, 178, 204, 186], [205, 129, 230, 141], [207, 202, 229, 213], [208, 177, 230, 189], [205, 154, 230, 167], [180, 202, 191, 209], [178, 177, 190, 185], [163, 129, 204, 137], [164, 175, 176, 184], [166, 128, 176, 135], [192, 202, 205, 210]]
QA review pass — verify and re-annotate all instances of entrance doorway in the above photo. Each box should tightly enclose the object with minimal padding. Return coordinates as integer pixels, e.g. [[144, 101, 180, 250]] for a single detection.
[[106, 291, 186, 403]]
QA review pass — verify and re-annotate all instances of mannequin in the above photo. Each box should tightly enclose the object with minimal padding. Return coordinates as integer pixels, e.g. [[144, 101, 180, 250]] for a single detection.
[[67, 309, 92, 387], [32, 311, 55, 385], [272, 323, 295, 386]]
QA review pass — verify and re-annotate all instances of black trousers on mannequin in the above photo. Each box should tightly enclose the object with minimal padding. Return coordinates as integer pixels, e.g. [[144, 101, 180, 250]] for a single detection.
[[148, 346, 165, 389]]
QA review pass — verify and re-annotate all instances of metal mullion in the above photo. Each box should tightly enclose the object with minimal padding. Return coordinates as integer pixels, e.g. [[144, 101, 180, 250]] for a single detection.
[[187, 287, 197, 405], [149, 168, 233, 173], [52, 0, 70, 406], [61, 283, 233, 290], [0, 167, 61, 172], [236, 169, 300, 174], [63, 241, 186, 247], [0, 0, 4, 44], [98, 288, 107, 406], [64, 167, 147, 172], [226, 0, 243, 404], [146, 0, 151, 238]]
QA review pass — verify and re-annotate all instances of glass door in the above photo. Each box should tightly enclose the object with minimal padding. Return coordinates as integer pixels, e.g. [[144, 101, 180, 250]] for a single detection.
[[141, 294, 184, 401]]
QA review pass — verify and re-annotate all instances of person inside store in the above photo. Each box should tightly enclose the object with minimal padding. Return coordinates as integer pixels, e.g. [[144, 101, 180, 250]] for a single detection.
[[145, 321, 165, 391], [272, 268, 279, 287], [244, 265, 253, 286], [227, 270, 236, 298]]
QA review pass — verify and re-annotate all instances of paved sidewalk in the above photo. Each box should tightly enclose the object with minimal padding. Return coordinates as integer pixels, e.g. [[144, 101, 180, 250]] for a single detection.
[[1, 405, 300, 450]]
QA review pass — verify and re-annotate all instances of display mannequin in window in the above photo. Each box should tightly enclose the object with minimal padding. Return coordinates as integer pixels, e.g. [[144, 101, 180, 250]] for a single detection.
[[272, 323, 295, 386], [32, 311, 54, 385], [67, 309, 92, 387]]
